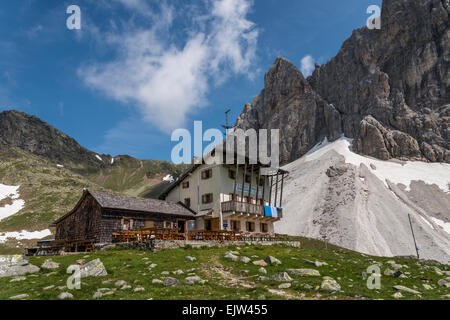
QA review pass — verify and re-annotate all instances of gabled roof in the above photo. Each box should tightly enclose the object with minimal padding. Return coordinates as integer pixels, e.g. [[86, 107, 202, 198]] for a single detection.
[[53, 189, 196, 225], [89, 190, 195, 217]]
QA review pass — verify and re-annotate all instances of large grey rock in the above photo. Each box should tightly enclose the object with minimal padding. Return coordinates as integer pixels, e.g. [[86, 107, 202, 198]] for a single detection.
[[58, 292, 74, 300], [184, 275, 202, 285], [0, 255, 40, 278], [41, 259, 60, 270], [164, 277, 180, 287], [286, 268, 320, 277], [224, 252, 239, 261], [263, 256, 281, 265], [268, 272, 292, 282], [78, 258, 107, 278], [320, 278, 341, 291], [393, 285, 421, 295], [437, 277, 450, 288]]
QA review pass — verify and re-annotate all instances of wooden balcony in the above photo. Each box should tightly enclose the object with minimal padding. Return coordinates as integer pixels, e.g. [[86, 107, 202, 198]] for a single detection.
[[221, 201, 282, 219]]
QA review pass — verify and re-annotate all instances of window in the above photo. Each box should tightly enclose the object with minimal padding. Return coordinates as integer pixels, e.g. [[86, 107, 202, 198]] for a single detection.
[[246, 221, 255, 232], [182, 181, 189, 189], [184, 198, 191, 208], [205, 219, 212, 231], [231, 220, 240, 231], [228, 169, 236, 179], [201, 169, 212, 180], [202, 193, 213, 204], [243, 196, 249, 203], [229, 193, 234, 201], [260, 223, 268, 233], [245, 175, 251, 183], [165, 221, 172, 228]]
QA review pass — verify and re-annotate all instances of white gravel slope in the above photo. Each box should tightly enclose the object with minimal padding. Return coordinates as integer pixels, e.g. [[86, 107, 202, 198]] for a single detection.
[[276, 139, 450, 264]]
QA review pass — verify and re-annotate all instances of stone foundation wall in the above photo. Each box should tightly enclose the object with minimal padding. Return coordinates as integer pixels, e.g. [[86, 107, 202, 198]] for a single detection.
[[96, 240, 301, 252]]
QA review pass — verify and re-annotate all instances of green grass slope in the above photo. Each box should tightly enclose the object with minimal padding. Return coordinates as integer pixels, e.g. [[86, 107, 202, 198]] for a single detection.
[[1, 242, 449, 300], [85, 155, 189, 197], [0, 140, 104, 232]]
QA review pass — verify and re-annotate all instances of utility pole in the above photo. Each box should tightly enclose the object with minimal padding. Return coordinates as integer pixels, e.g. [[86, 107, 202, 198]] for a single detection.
[[408, 214, 420, 259]]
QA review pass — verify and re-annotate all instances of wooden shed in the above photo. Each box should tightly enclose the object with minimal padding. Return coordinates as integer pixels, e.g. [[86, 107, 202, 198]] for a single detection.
[[52, 189, 196, 244]]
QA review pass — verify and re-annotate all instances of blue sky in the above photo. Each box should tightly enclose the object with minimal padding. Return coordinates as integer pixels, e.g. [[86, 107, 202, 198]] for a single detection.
[[0, 0, 381, 161]]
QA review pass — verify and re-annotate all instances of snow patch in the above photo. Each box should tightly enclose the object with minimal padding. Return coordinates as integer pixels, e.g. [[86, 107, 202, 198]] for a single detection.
[[163, 175, 174, 183], [111, 157, 115, 165], [0, 229, 52, 243], [95, 155, 102, 161], [0, 184, 25, 221], [431, 217, 450, 235], [56, 164, 64, 168], [300, 137, 450, 193]]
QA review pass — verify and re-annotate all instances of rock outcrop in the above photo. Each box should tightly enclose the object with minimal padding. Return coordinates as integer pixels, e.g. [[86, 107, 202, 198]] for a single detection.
[[0, 255, 40, 278], [236, 0, 450, 164]]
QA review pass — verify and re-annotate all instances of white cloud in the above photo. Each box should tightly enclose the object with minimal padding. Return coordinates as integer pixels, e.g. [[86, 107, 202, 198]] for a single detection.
[[79, 0, 258, 132], [300, 55, 315, 77]]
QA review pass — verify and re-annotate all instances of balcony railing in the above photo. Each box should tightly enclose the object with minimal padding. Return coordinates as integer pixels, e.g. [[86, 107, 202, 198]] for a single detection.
[[221, 201, 282, 219]]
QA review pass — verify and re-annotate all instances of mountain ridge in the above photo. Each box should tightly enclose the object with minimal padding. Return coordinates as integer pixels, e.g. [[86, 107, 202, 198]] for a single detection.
[[236, 0, 449, 164]]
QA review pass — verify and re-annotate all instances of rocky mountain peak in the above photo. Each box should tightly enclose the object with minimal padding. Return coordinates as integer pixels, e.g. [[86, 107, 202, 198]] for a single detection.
[[236, 0, 449, 164]]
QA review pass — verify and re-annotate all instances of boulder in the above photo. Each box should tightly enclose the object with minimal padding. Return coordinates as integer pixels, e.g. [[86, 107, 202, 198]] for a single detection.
[[305, 260, 328, 267], [184, 275, 202, 285], [258, 267, 267, 274], [152, 279, 163, 284], [78, 259, 107, 278], [278, 283, 291, 289], [0, 255, 40, 278], [286, 268, 320, 277], [264, 256, 281, 265], [58, 292, 74, 300], [185, 256, 197, 262], [253, 260, 268, 267], [268, 272, 292, 282], [115, 280, 127, 287], [41, 259, 60, 270], [239, 256, 251, 264], [164, 277, 180, 287], [437, 277, 450, 288], [393, 285, 421, 295], [9, 294, 29, 300], [224, 252, 239, 261], [320, 278, 341, 292]]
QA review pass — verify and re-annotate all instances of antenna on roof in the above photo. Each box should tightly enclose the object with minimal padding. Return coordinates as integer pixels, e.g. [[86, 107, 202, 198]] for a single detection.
[[222, 109, 232, 136]]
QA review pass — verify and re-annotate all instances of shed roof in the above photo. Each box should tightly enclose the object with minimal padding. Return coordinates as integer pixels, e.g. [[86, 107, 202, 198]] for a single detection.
[[53, 189, 196, 225], [89, 190, 196, 217]]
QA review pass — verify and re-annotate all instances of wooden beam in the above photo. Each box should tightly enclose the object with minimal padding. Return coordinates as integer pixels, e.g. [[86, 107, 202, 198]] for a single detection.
[[241, 163, 247, 202], [269, 175, 273, 206], [248, 164, 254, 203], [233, 162, 239, 205], [255, 168, 260, 205], [280, 173, 285, 208], [274, 171, 279, 207]]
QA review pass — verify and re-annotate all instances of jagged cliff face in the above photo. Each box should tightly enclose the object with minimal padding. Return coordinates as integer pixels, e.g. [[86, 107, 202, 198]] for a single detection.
[[236, 0, 450, 164]]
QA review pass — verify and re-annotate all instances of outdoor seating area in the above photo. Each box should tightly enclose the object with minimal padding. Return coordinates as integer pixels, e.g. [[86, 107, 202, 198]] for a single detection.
[[111, 227, 291, 243], [27, 239, 95, 256]]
